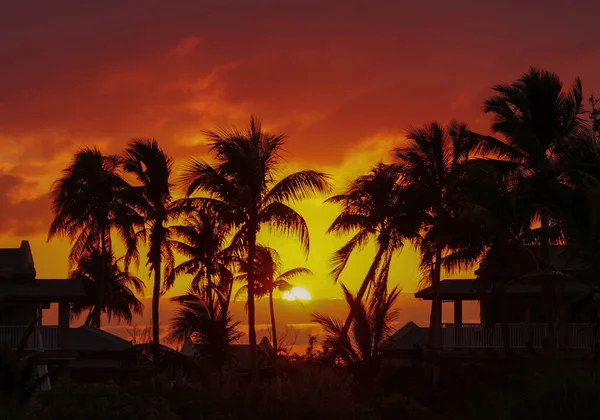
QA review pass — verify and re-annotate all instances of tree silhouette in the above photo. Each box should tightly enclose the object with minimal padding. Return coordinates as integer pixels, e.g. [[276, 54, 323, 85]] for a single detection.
[[181, 117, 330, 378], [395, 120, 478, 349], [326, 163, 421, 347], [168, 210, 235, 314], [49, 148, 140, 327], [70, 250, 144, 327], [123, 139, 176, 345], [167, 288, 242, 372], [236, 246, 312, 354]]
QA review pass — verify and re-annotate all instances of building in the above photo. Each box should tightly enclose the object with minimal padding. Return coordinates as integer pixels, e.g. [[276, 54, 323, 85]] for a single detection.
[[386, 246, 597, 352], [0, 241, 133, 384]]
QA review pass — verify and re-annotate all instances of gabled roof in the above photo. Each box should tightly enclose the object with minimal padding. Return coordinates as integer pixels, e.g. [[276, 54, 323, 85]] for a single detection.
[[65, 325, 132, 352], [383, 322, 428, 350]]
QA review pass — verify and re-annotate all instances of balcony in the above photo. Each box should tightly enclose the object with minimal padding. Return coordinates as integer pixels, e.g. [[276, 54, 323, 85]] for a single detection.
[[0, 326, 60, 350], [441, 323, 596, 349]]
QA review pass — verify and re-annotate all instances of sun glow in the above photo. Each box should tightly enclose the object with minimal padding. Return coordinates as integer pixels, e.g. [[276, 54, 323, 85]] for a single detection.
[[282, 286, 312, 301]]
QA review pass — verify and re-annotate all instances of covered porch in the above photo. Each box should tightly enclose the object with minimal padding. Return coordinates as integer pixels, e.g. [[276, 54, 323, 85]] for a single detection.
[[0, 279, 86, 351], [415, 279, 596, 350]]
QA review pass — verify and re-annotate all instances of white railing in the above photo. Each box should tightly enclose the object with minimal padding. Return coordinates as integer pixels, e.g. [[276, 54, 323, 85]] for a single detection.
[[442, 323, 597, 349], [0, 326, 60, 350]]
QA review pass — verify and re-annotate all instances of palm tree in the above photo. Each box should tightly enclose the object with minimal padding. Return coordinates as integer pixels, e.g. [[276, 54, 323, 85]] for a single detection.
[[311, 284, 400, 386], [475, 68, 588, 347], [181, 117, 330, 377], [395, 120, 479, 349], [168, 210, 235, 313], [236, 246, 312, 354], [326, 163, 422, 346], [167, 288, 242, 372], [123, 139, 176, 345], [49, 148, 140, 327], [70, 250, 144, 327]]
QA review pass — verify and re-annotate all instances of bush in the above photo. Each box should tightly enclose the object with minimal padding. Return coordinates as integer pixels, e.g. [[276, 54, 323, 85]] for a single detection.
[[31, 381, 179, 420]]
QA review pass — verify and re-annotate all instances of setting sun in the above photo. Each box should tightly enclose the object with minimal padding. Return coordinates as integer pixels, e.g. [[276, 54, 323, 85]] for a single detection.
[[282, 287, 312, 301]]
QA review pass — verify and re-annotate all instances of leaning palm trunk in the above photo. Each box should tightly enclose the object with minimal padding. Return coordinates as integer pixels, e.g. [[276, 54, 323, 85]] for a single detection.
[[269, 289, 278, 356], [152, 259, 161, 345], [428, 248, 443, 350], [339, 245, 386, 345], [247, 224, 258, 379]]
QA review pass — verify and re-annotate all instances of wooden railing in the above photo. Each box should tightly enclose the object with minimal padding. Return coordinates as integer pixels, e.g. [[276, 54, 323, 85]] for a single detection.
[[0, 326, 60, 350], [441, 323, 596, 349]]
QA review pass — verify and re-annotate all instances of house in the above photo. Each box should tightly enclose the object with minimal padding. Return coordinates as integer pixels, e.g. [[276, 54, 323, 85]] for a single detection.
[[0, 241, 133, 383], [386, 245, 597, 352]]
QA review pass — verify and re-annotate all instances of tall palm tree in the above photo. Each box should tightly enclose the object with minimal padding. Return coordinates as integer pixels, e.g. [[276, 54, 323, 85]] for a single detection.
[[123, 139, 176, 346], [168, 210, 235, 313], [49, 148, 140, 327], [311, 284, 400, 386], [326, 163, 422, 346], [181, 117, 330, 377], [167, 287, 242, 372], [70, 250, 144, 327], [476, 68, 588, 347], [395, 120, 479, 349], [477, 67, 587, 258], [236, 246, 312, 353]]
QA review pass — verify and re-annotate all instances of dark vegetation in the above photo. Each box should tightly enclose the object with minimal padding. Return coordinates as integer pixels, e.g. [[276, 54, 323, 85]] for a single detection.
[[2, 67, 600, 418]]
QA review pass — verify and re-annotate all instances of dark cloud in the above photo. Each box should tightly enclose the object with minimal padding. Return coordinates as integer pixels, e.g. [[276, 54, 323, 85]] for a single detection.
[[0, 174, 51, 235]]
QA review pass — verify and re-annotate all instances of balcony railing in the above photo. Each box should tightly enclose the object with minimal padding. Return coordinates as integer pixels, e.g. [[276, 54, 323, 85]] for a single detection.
[[441, 323, 596, 349], [0, 326, 60, 350]]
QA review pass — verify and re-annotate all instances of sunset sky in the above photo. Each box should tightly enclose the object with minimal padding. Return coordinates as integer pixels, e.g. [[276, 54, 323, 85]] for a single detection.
[[2, 0, 600, 350]]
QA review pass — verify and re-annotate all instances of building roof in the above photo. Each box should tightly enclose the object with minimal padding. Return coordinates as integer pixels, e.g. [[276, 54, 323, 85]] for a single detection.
[[0, 279, 86, 302], [415, 278, 592, 300], [383, 322, 429, 350], [0, 241, 36, 280], [64, 325, 132, 352]]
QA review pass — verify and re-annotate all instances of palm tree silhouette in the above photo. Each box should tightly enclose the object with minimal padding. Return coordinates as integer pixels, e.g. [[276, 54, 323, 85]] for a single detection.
[[70, 250, 144, 327], [123, 139, 176, 345], [326, 163, 421, 347], [167, 288, 242, 372], [169, 211, 235, 314], [181, 117, 330, 378], [49, 148, 140, 327], [395, 120, 478, 349], [236, 246, 312, 354], [312, 284, 399, 386], [476, 68, 588, 347]]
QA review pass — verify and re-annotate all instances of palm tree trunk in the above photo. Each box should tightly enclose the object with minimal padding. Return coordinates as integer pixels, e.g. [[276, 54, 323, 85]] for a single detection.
[[428, 247, 443, 350], [269, 289, 278, 357], [92, 229, 108, 328], [247, 223, 258, 380], [339, 245, 386, 345], [152, 258, 161, 345], [540, 214, 557, 352]]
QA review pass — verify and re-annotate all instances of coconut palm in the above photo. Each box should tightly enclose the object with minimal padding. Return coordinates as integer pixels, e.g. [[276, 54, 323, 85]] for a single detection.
[[70, 250, 144, 327], [395, 120, 479, 349], [167, 288, 242, 371], [123, 139, 176, 345], [477, 67, 587, 258], [236, 246, 312, 354], [168, 211, 235, 313], [475, 68, 590, 347], [181, 117, 330, 377], [311, 284, 400, 386], [49, 148, 140, 327], [326, 162, 422, 346]]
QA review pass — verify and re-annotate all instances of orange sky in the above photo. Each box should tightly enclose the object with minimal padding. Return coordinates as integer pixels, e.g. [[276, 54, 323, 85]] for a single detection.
[[2, 0, 600, 351]]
